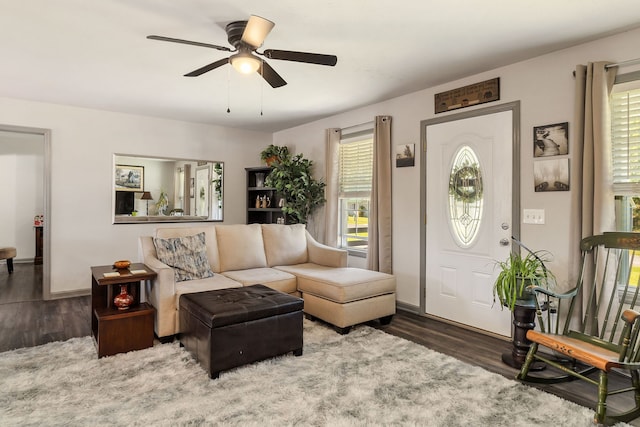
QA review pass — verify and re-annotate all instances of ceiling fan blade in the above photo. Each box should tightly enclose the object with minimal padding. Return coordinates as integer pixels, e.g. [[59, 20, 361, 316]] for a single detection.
[[241, 15, 275, 48], [147, 35, 232, 52], [259, 61, 287, 88], [263, 49, 337, 66], [184, 58, 229, 77]]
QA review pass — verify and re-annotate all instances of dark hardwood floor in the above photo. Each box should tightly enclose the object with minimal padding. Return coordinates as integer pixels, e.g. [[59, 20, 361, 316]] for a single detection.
[[373, 312, 640, 426], [0, 261, 43, 303], [1, 264, 639, 425], [0, 262, 90, 352]]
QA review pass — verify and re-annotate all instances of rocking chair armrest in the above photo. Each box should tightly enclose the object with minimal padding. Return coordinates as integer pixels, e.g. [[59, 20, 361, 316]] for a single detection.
[[526, 285, 579, 299], [622, 309, 640, 324]]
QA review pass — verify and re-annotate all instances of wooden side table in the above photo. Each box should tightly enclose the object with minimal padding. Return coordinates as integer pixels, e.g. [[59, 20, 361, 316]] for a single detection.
[[91, 263, 156, 358]]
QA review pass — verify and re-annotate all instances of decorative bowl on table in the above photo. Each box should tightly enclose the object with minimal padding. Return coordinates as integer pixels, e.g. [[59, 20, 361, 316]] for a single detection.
[[113, 260, 131, 270]]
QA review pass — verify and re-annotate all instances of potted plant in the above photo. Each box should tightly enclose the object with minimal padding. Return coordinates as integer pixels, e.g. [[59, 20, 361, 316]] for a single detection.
[[212, 163, 223, 208], [493, 238, 555, 369], [493, 247, 554, 311], [260, 144, 290, 167], [155, 190, 169, 215], [263, 145, 326, 224]]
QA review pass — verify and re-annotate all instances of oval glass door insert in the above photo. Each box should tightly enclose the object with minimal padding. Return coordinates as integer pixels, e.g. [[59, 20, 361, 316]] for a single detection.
[[448, 145, 483, 247]]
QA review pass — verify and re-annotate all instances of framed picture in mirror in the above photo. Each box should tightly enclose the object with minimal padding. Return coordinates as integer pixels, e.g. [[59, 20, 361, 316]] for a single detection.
[[115, 165, 144, 192]]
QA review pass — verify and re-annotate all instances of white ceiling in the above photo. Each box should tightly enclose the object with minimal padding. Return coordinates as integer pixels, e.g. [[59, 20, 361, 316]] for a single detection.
[[1, 0, 640, 133]]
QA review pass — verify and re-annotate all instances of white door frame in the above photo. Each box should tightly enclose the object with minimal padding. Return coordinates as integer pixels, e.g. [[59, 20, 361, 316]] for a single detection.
[[0, 123, 52, 300], [419, 101, 521, 319]]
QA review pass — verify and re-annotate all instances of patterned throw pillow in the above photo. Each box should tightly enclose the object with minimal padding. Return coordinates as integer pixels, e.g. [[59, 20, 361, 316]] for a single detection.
[[153, 232, 214, 282]]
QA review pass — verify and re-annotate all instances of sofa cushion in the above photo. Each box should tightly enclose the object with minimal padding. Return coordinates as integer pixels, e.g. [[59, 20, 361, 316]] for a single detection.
[[175, 274, 243, 308], [155, 226, 220, 272], [153, 232, 214, 282], [221, 267, 297, 294], [215, 224, 267, 272], [261, 224, 308, 267], [275, 263, 396, 303]]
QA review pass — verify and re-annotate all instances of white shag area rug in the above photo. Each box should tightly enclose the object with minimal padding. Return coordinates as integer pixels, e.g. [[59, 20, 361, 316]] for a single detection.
[[0, 319, 625, 426]]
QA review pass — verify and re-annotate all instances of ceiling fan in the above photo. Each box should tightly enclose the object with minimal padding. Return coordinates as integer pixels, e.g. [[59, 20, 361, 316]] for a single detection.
[[147, 15, 338, 88]]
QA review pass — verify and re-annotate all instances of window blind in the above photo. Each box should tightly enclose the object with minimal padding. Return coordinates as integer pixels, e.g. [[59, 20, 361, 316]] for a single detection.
[[339, 137, 373, 197], [612, 88, 640, 194]]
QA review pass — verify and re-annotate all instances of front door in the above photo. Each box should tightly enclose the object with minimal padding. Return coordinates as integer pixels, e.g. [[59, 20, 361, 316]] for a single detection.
[[423, 106, 517, 337]]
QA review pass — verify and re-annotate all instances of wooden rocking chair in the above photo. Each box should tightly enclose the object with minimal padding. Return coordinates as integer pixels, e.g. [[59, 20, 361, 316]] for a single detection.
[[517, 232, 640, 425]]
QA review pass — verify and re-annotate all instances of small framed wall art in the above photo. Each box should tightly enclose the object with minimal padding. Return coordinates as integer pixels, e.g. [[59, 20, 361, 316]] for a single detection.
[[396, 144, 415, 167], [534, 158, 570, 192], [533, 122, 568, 157]]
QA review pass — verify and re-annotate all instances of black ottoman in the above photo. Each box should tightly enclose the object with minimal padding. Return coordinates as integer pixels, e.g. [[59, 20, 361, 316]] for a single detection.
[[179, 284, 304, 379]]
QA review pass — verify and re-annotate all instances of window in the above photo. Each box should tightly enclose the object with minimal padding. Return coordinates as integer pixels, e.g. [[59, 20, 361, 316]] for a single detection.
[[612, 83, 640, 233], [338, 130, 373, 254], [612, 87, 640, 194], [448, 145, 484, 247], [611, 78, 640, 297]]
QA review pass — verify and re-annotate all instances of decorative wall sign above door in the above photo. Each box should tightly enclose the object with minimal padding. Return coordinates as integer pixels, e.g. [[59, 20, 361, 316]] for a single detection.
[[434, 78, 500, 114]]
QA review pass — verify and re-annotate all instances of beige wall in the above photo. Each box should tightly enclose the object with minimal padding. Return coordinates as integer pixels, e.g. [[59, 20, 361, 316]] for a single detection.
[[273, 27, 640, 309], [0, 98, 271, 295]]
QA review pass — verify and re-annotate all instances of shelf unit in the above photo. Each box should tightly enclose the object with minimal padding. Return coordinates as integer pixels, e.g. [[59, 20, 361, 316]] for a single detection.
[[246, 166, 286, 224]]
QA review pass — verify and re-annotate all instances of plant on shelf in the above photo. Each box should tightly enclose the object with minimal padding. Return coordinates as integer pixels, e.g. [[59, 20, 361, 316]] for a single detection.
[[493, 239, 555, 312], [260, 144, 290, 167], [493, 237, 555, 370], [264, 145, 326, 225]]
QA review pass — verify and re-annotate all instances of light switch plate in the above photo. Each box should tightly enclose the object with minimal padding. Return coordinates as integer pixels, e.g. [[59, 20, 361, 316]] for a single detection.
[[523, 209, 545, 225]]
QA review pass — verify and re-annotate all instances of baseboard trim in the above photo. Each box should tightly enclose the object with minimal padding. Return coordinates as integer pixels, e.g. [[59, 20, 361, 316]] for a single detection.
[[1, 258, 35, 264], [395, 301, 510, 342], [396, 301, 420, 315], [48, 289, 90, 300]]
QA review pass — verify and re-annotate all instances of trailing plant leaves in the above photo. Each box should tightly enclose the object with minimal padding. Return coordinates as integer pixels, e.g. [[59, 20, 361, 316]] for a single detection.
[[493, 249, 555, 312]]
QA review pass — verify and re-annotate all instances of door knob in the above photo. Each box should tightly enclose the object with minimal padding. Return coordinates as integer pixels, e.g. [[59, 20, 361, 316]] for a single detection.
[[499, 238, 510, 246]]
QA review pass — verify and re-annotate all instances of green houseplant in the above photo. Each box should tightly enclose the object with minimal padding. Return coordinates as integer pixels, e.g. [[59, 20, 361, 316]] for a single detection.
[[155, 190, 169, 215], [493, 246, 555, 312], [260, 144, 290, 167], [493, 238, 555, 369], [212, 162, 223, 207], [262, 145, 326, 224]]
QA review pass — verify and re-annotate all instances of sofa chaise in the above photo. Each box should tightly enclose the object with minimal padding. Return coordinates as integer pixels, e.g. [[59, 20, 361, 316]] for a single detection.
[[138, 223, 396, 338]]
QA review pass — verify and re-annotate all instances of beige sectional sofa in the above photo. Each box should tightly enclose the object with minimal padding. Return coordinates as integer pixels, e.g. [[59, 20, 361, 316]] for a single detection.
[[138, 223, 396, 338]]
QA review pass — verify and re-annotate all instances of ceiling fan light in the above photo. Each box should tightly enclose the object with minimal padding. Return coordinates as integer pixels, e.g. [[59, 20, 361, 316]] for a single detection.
[[230, 53, 261, 74]]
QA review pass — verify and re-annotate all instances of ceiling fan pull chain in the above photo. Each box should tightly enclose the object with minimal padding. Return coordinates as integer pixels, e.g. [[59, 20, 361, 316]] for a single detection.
[[226, 66, 231, 113], [260, 59, 264, 116]]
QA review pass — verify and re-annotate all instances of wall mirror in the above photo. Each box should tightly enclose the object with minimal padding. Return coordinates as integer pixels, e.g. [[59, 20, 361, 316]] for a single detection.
[[113, 154, 223, 224]]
